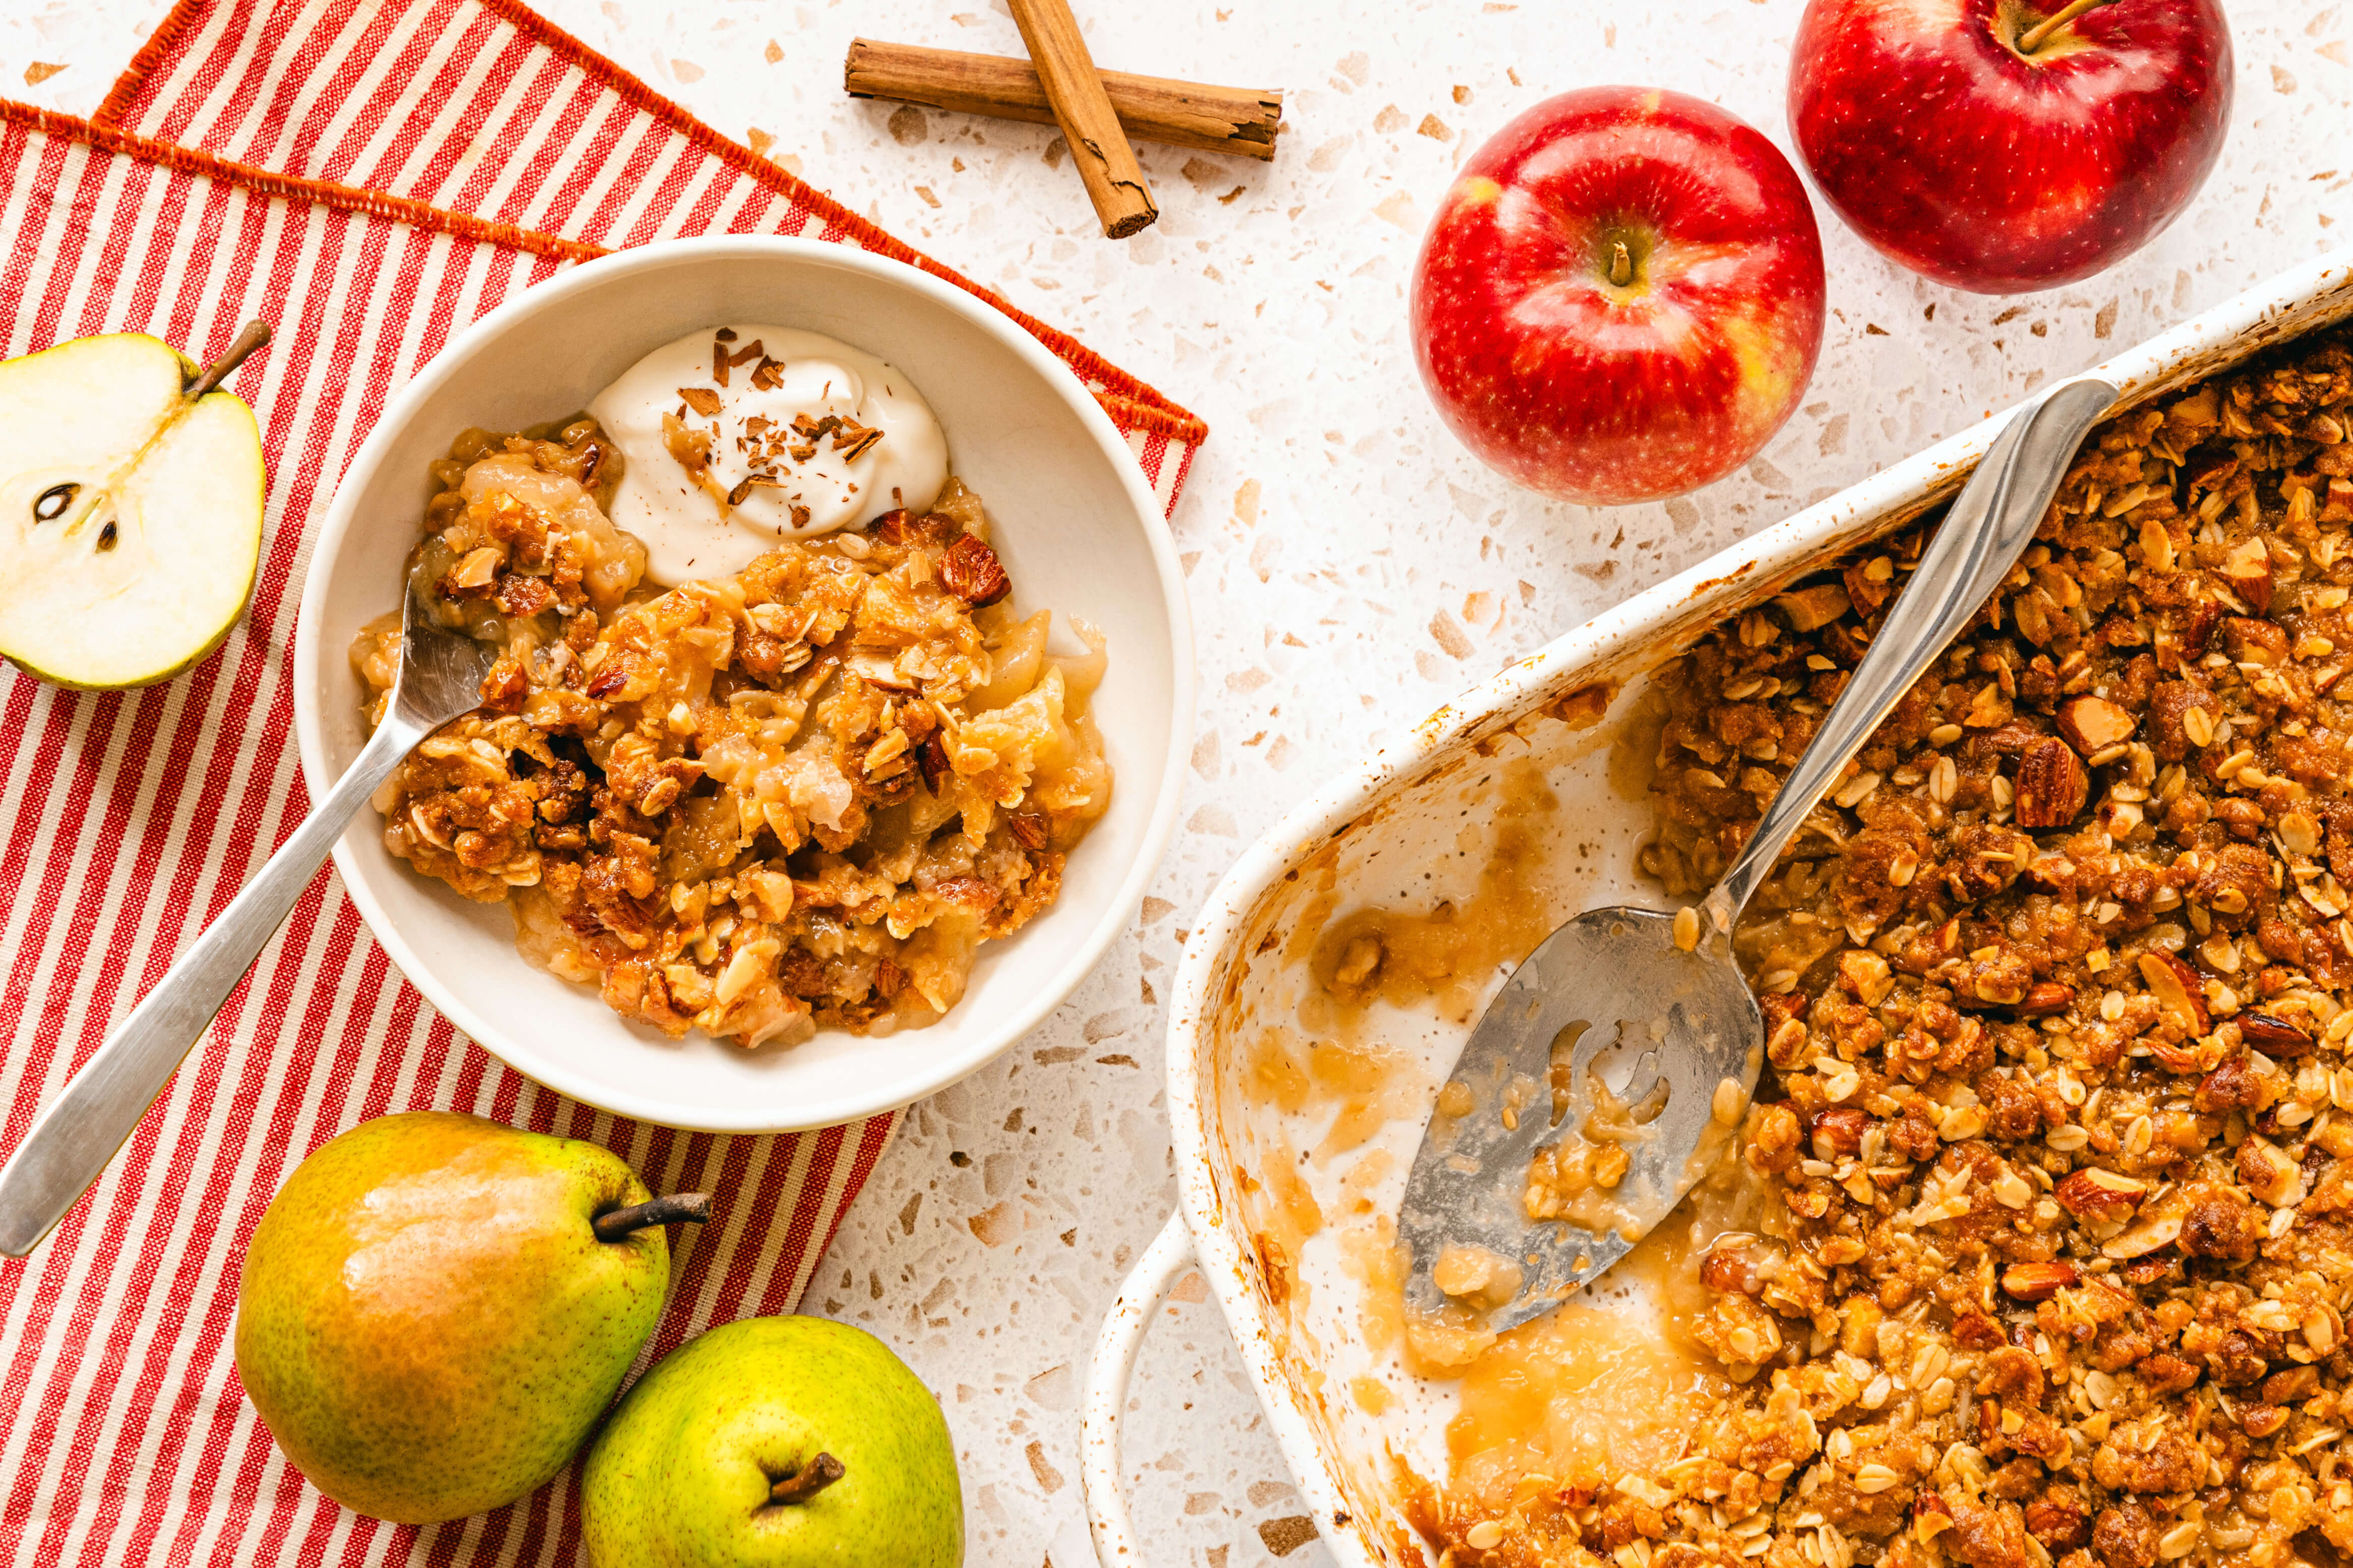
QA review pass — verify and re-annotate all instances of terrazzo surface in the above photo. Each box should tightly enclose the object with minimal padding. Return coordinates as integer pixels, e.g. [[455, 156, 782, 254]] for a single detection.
[[9, 1, 2353, 1562]]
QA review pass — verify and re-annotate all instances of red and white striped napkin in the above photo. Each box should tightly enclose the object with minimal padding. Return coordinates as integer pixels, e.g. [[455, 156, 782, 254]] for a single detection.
[[0, 5, 1203, 1563]]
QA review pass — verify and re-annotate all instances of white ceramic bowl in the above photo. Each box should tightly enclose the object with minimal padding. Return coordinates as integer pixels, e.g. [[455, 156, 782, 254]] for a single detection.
[[294, 236, 1193, 1134]]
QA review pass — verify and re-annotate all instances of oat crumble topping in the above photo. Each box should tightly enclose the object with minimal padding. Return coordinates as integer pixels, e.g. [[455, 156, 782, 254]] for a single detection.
[[1415, 332, 2353, 1568]]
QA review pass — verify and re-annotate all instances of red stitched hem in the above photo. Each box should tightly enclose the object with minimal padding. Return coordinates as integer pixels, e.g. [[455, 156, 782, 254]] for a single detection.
[[95, 0, 1211, 449], [91, 0, 206, 128], [0, 97, 603, 263]]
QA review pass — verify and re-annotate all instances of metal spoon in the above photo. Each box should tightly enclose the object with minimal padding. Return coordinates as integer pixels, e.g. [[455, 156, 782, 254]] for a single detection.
[[1400, 378, 2119, 1332], [0, 590, 496, 1257]]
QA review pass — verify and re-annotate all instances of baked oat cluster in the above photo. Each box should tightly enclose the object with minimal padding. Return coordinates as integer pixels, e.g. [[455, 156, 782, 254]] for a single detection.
[[1422, 333, 2353, 1568], [353, 421, 1110, 1047]]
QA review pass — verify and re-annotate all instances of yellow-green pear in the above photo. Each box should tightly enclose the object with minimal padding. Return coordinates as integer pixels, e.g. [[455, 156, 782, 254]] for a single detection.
[[234, 1111, 707, 1524], [583, 1316, 962, 1567], [0, 326, 269, 688]]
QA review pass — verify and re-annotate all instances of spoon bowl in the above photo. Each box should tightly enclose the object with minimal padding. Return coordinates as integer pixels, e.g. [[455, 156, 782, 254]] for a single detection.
[[1398, 904, 1761, 1328]]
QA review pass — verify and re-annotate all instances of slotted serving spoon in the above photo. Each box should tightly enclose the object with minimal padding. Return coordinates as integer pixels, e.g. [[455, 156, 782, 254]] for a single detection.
[[1400, 377, 2119, 1332], [0, 589, 497, 1258]]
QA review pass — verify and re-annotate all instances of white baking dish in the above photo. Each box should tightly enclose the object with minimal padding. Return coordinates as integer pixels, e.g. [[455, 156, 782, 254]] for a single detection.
[[1081, 247, 2353, 1568]]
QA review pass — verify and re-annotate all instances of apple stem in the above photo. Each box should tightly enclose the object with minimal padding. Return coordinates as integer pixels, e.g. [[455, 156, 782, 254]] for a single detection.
[[1608, 241, 1634, 288], [2017, 0, 2111, 53], [184, 320, 274, 401], [768, 1453, 845, 1506], [592, 1193, 713, 1241]]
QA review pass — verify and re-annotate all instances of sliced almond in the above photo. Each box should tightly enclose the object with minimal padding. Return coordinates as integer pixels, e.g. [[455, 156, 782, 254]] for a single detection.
[[2139, 950, 2209, 1032], [2101, 1211, 2184, 1261], [2000, 1260, 2079, 1301], [2056, 1166, 2147, 1224], [2223, 535, 2274, 613], [2056, 695, 2138, 755], [1776, 582, 1851, 633]]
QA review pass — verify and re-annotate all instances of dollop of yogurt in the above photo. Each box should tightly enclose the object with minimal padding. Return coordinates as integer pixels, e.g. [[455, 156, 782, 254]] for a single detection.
[[587, 324, 948, 584]]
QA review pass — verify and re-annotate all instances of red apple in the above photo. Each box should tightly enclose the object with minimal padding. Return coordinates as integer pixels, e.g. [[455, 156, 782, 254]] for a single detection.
[[1789, 0, 2232, 294], [1411, 87, 1827, 507]]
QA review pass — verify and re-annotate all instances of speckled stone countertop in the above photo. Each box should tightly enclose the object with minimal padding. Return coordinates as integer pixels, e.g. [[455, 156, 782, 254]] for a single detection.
[[11, 1, 2352, 1562]]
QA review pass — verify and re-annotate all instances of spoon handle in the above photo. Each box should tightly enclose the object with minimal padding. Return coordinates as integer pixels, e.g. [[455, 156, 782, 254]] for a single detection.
[[1703, 378, 2118, 931], [0, 713, 421, 1259]]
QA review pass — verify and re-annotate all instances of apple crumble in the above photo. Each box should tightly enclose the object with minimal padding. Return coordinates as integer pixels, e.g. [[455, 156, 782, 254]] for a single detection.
[[1414, 330, 2353, 1568], [352, 419, 1111, 1047]]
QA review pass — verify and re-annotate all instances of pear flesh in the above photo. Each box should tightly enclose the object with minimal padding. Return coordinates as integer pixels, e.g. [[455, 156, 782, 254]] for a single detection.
[[584, 1315, 964, 1567], [0, 332, 265, 689], [234, 1111, 675, 1525]]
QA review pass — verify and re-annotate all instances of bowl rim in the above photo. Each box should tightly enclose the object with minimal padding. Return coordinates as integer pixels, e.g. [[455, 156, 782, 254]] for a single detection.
[[292, 233, 1196, 1134]]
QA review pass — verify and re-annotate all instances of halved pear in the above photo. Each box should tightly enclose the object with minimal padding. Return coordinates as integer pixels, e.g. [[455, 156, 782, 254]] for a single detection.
[[0, 333, 266, 689]]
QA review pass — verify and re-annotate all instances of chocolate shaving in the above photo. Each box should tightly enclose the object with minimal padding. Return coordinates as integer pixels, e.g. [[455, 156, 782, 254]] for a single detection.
[[714, 327, 737, 341], [679, 386, 723, 416], [833, 420, 884, 462]]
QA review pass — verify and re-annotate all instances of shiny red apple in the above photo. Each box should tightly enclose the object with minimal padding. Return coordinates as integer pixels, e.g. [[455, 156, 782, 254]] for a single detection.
[[1789, 0, 2232, 294], [1410, 87, 1826, 507]]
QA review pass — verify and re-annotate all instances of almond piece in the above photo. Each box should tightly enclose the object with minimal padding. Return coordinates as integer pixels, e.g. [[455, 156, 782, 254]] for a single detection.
[[1811, 1106, 1871, 1157], [2015, 980, 2075, 1017], [2237, 1136, 2306, 1209], [1837, 949, 1894, 1007], [1776, 582, 1851, 632], [2101, 1210, 2183, 1261], [446, 545, 502, 595], [2015, 736, 2089, 829], [2139, 950, 2209, 1032], [939, 534, 1012, 606], [2056, 1167, 2148, 1224], [915, 733, 951, 794], [2238, 1012, 2314, 1057], [2223, 535, 2274, 613], [2056, 695, 2138, 756], [2000, 1260, 2080, 1301]]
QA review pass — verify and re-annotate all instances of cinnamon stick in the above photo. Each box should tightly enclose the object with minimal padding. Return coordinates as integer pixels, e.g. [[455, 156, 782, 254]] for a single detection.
[[1002, 0, 1158, 239], [844, 39, 1282, 162]]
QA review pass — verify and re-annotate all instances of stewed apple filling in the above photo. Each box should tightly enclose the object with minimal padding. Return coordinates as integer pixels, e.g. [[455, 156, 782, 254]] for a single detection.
[[352, 419, 1111, 1046]]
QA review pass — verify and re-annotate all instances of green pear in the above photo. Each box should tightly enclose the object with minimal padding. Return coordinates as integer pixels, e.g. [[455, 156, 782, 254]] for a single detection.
[[235, 1111, 709, 1524], [0, 325, 269, 689], [583, 1316, 962, 1567]]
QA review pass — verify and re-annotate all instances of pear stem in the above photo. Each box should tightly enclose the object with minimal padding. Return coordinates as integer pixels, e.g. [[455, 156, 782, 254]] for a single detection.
[[592, 1193, 712, 1241], [2017, 0, 2110, 53], [768, 1453, 844, 1506], [185, 320, 274, 400], [1608, 241, 1634, 288]]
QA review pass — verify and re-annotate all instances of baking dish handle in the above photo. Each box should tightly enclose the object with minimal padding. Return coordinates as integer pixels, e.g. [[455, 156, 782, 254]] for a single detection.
[[1083, 1208, 1195, 1565]]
